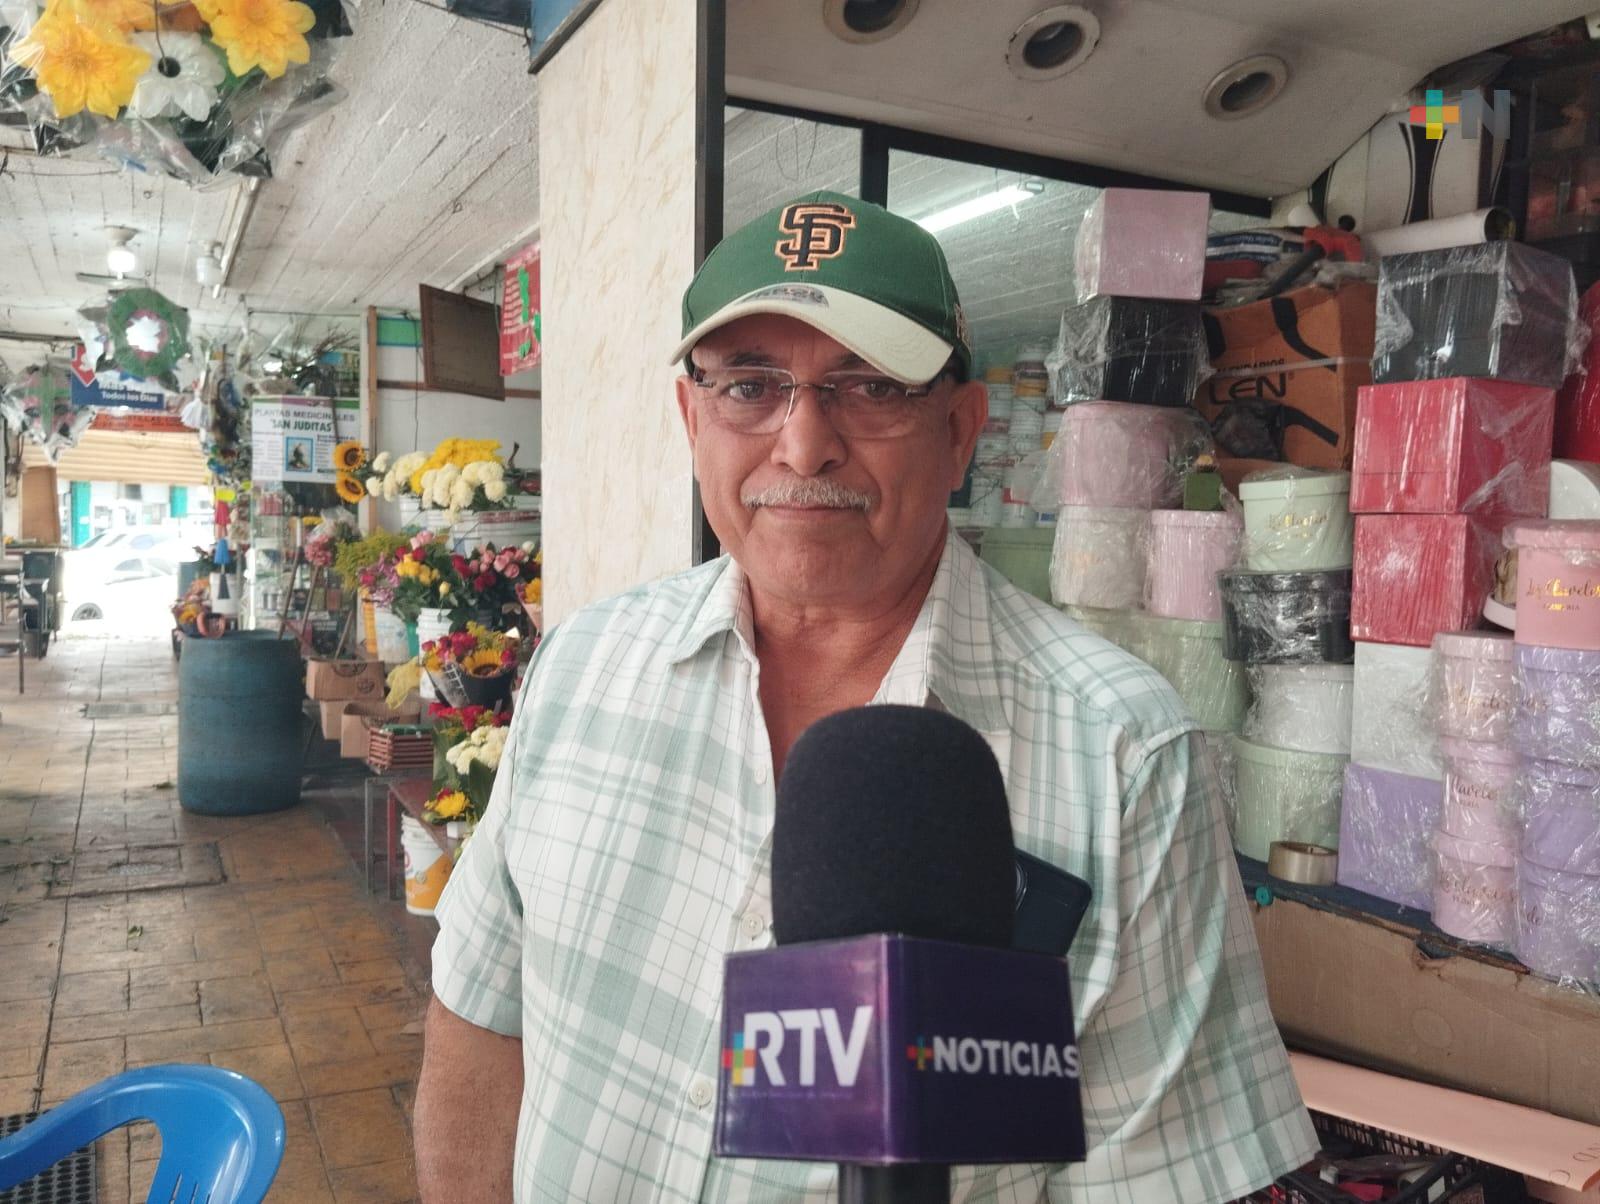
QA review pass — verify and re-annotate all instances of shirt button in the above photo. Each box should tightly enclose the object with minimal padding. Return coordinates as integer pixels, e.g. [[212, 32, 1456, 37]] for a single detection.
[[687, 1077, 714, 1109], [740, 911, 767, 941], [753, 761, 769, 785]]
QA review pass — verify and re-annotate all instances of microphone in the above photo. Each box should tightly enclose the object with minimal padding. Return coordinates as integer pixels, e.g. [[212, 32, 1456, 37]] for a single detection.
[[715, 706, 1087, 1202]]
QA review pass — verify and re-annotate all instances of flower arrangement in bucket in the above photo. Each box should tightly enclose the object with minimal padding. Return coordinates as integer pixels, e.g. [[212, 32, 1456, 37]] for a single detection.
[[0, 0, 352, 181], [424, 714, 508, 826], [422, 622, 517, 709], [361, 438, 531, 525], [451, 541, 536, 630], [384, 530, 457, 624]]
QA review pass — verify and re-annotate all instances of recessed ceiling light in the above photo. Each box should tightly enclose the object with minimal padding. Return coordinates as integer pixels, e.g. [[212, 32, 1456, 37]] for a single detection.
[[1006, 6, 1101, 81], [1203, 55, 1289, 120], [823, 0, 920, 44]]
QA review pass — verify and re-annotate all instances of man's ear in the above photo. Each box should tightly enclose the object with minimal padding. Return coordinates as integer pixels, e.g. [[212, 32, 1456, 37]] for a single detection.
[[946, 380, 988, 491]]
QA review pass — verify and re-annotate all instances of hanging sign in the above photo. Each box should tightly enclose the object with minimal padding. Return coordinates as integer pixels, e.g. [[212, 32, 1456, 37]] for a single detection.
[[499, 241, 542, 377], [69, 374, 169, 412], [250, 396, 361, 486]]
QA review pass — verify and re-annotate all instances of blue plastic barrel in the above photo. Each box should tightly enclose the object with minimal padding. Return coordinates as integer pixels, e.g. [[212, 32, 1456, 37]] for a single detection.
[[178, 631, 304, 815]]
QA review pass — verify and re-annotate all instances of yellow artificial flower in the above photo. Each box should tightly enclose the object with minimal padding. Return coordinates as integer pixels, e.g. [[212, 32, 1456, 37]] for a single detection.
[[522, 578, 542, 605], [334, 471, 364, 504], [14, 7, 150, 117], [206, 0, 313, 79], [394, 559, 417, 579], [462, 647, 505, 676], [438, 582, 451, 597], [417, 566, 437, 585], [333, 440, 366, 472], [428, 790, 469, 821]]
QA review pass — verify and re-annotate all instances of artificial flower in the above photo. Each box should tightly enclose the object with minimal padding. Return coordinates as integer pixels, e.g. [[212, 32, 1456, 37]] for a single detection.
[[365, 476, 382, 495], [426, 789, 470, 822], [58, 0, 156, 33], [483, 479, 507, 503], [335, 471, 365, 504], [15, 8, 150, 117], [127, 30, 221, 119], [206, 0, 313, 79], [371, 451, 390, 473], [333, 440, 366, 472]]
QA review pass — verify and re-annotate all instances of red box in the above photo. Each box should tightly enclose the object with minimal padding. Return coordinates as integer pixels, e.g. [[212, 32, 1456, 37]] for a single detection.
[[1555, 280, 1600, 463], [1351, 515, 1506, 647], [1351, 378, 1555, 517]]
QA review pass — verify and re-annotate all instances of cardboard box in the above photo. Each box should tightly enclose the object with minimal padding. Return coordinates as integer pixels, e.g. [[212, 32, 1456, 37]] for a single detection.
[[1351, 514, 1505, 647], [336, 696, 422, 758], [1252, 894, 1600, 1127], [319, 699, 349, 741], [1351, 378, 1556, 517], [1197, 282, 1378, 471], [305, 658, 386, 702]]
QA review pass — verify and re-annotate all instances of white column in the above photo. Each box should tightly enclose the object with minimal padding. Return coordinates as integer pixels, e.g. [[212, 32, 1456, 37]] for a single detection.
[[538, 0, 701, 626]]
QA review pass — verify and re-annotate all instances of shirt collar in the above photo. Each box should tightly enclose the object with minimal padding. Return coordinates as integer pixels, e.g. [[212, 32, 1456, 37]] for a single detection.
[[668, 529, 1008, 734]]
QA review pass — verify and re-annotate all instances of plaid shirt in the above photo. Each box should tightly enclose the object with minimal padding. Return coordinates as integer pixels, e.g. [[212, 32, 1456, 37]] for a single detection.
[[432, 530, 1317, 1203]]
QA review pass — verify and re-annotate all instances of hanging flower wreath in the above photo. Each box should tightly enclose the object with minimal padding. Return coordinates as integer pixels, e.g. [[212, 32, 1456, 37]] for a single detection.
[[107, 287, 190, 385]]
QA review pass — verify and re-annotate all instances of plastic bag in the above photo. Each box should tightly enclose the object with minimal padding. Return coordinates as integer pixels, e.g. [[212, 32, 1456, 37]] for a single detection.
[[1373, 242, 1584, 390], [1336, 762, 1441, 912], [1050, 506, 1150, 610], [1244, 663, 1353, 756], [1351, 378, 1556, 517], [1350, 640, 1441, 781], [0, 358, 90, 459], [1135, 612, 1249, 733], [1046, 296, 1211, 406], [0, 0, 350, 184]]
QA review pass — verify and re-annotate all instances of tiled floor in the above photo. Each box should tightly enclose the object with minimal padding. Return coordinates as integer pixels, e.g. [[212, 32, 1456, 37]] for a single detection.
[[0, 633, 433, 1203]]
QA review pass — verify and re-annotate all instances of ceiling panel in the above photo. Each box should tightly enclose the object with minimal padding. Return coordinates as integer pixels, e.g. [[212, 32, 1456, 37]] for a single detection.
[[727, 0, 1595, 198], [1, 0, 538, 364]]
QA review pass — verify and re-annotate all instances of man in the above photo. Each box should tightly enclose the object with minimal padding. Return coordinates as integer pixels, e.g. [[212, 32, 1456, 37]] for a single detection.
[[416, 190, 1318, 1202]]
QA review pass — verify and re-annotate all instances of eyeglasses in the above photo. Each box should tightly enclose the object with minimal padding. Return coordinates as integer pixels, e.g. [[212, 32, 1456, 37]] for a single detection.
[[690, 366, 947, 439]]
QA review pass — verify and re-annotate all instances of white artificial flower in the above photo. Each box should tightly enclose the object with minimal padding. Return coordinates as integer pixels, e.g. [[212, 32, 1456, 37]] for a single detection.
[[382, 480, 399, 502], [449, 478, 475, 511], [480, 461, 505, 481], [461, 461, 485, 487], [372, 451, 391, 473], [365, 477, 382, 495], [483, 480, 507, 503], [128, 32, 224, 121], [520, 541, 536, 553]]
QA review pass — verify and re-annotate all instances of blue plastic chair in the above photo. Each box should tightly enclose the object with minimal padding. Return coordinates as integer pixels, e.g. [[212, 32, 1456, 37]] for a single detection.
[[0, 1064, 285, 1204]]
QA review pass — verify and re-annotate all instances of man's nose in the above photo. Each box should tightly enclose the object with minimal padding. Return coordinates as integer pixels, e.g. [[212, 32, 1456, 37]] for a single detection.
[[770, 385, 847, 478]]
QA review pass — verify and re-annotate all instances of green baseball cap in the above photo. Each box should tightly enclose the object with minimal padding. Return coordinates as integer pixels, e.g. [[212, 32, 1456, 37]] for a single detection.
[[673, 190, 972, 383]]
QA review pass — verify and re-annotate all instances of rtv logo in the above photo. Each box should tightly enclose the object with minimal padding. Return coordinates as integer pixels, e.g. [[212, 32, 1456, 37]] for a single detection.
[[722, 1007, 874, 1088]]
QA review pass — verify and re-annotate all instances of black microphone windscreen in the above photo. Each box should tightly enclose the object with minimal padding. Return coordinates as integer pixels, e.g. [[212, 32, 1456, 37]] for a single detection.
[[771, 705, 1016, 949]]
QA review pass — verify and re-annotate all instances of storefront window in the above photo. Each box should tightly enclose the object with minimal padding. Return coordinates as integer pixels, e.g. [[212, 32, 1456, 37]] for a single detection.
[[724, 107, 861, 232]]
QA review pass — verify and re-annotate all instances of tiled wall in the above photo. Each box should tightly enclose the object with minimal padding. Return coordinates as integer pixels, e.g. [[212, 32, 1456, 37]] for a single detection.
[[538, 0, 699, 626]]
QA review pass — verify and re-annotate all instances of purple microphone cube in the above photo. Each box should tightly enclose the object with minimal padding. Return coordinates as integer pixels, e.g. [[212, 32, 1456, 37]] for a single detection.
[[714, 934, 1086, 1165]]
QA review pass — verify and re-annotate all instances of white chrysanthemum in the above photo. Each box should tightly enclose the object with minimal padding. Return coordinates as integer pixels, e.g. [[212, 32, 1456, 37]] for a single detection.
[[460, 461, 485, 487], [371, 452, 390, 473], [382, 480, 399, 502], [365, 477, 382, 495], [479, 461, 505, 481], [449, 479, 475, 510], [129, 32, 224, 122], [483, 480, 507, 503]]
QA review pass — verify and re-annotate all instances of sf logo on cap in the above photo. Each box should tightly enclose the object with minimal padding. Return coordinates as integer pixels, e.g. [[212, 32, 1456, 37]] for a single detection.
[[775, 202, 857, 271]]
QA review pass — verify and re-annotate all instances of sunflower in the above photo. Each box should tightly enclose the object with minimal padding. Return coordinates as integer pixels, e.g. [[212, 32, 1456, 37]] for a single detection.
[[462, 647, 508, 677], [333, 440, 366, 472], [335, 471, 365, 504]]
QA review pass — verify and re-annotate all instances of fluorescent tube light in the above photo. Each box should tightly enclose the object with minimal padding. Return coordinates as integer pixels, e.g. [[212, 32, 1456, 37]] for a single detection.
[[916, 183, 1039, 234]]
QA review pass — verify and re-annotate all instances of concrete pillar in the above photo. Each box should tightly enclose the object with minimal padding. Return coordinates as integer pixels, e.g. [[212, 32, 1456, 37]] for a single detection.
[[536, 0, 700, 626]]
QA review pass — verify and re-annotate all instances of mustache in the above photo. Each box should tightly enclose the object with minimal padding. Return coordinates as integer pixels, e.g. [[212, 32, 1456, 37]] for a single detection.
[[742, 478, 873, 511]]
